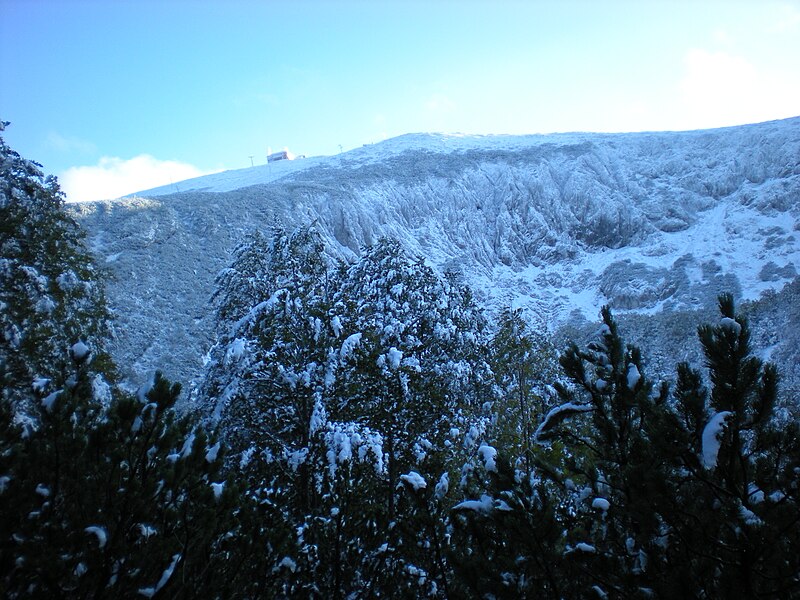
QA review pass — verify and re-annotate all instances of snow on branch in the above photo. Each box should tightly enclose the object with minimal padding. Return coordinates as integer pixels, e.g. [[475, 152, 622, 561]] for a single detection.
[[719, 317, 742, 336], [138, 553, 181, 597], [210, 481, 225, 500], [535, 402, 594, 442], [626, 364, 641, 390], [41, 391, 61, 413], [701, 411, 732, 469], [565, 542, 597, 554], [477, 444, 498, 472], [205, 441, 221, 463], [453, 494, 513, 514], [399, 471, 427, 491], [84, 526, 108, 549], [340, 332, 363, 359], [71, 341, 90, 361]]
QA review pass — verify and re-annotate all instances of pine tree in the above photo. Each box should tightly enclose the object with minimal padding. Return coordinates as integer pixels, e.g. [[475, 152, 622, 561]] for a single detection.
[[213, 228, 280, 326], [0, 121, 111, 413], [329, 238, 492, 596], [449, 452, 566, 599], [466, 295, 800, 598], [205, 232, 494, 596], [539, 306, 673, 597], [203, 224, 338, 514], [490, 306, 559, 471], [201, 224, 346, 593], [332, 239, 489, 512], [0, 129, 290, 598], [663, 294, 800, 598], [2, 360, 291, 597]]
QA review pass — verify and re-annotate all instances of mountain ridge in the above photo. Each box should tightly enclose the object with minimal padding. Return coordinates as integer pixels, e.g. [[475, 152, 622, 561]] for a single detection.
[[132, 117, 800, 198], [70, 117, 800, 398]]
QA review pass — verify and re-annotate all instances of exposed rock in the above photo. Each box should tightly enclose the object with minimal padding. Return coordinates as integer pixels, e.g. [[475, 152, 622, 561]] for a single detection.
[[69, 118, 800, 399]]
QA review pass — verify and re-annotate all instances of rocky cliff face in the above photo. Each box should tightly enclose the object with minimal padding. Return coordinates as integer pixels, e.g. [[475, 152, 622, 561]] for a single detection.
[[70, 118, 800, 398]]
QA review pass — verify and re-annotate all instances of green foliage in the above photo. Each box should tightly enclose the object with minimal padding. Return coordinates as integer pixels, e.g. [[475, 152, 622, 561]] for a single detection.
[[202, 232, 496, 597], [203, 224, 341, 555], [0, 131, 291, 598], [332, 238, 490, 486], [2, 364, 290, 597], [209, 226, 334, 452], [212, 225, 331, 327], [490, 306, 559, 469], [0, 121, 112, 410], [450, 454, 567, 599], [458, 295, 800, 599]]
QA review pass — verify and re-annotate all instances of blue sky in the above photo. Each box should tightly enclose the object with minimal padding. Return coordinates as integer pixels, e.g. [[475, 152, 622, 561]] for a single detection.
[[2, 0, 799, 201]]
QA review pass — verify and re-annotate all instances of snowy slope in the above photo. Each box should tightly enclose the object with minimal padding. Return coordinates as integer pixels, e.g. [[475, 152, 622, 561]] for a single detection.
[[71, 118, 800, 395]]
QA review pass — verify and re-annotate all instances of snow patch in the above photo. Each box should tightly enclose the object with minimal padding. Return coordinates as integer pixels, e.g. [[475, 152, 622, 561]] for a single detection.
[[626, 364, 641, 390], [309, 398, 327, 436], [225, 338, 247, 364], [84, 526, 108, 549], [138, 523, 157, 539], [205, 441, 221, 463], [331, 315, 343, 338], [137, 377, 155, 403], [400, 471, 427, 491], [180, 431, 196, 458], [92, 374, 112, 406], [434, 472, 449, 500], [477, 444, 498, 473], [701, 411, 733, 469], [130, 416, 142, 433], [239, 446, 256, 469], [453, 494, 513, 513], [32, 377, 50, 393], [41, 391, 61, 413], [534, 402, 593, 441], [464, 425, 480, 448], [720, 317, 742, 335], [592, 585, 609, 599], [278, 556, 297, 572], [138, 553, 181, 597], [592, 497, 611, 511], [570, 542, 597, 554], [56, 270, 81, 290], [386, 347, 403, 369], [286, 447, 309, 471], [739, 504, 762, 526], [340, 332, 362, 359], [453, 495, 493, 513], [210, 481, 225, 500], [71, 341, 90, 360]]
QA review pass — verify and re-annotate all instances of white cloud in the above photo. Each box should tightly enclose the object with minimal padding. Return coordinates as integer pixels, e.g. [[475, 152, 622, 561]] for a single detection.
[[676, 48, 800, 130], [59, 155, 214, 202]]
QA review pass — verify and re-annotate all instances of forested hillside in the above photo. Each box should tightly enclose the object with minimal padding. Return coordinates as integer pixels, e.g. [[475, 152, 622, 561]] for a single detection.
[[3, 125, 800, 598]]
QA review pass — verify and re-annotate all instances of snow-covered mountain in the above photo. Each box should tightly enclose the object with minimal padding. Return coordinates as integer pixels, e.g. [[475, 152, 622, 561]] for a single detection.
[[70, 118, 800, 398]]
